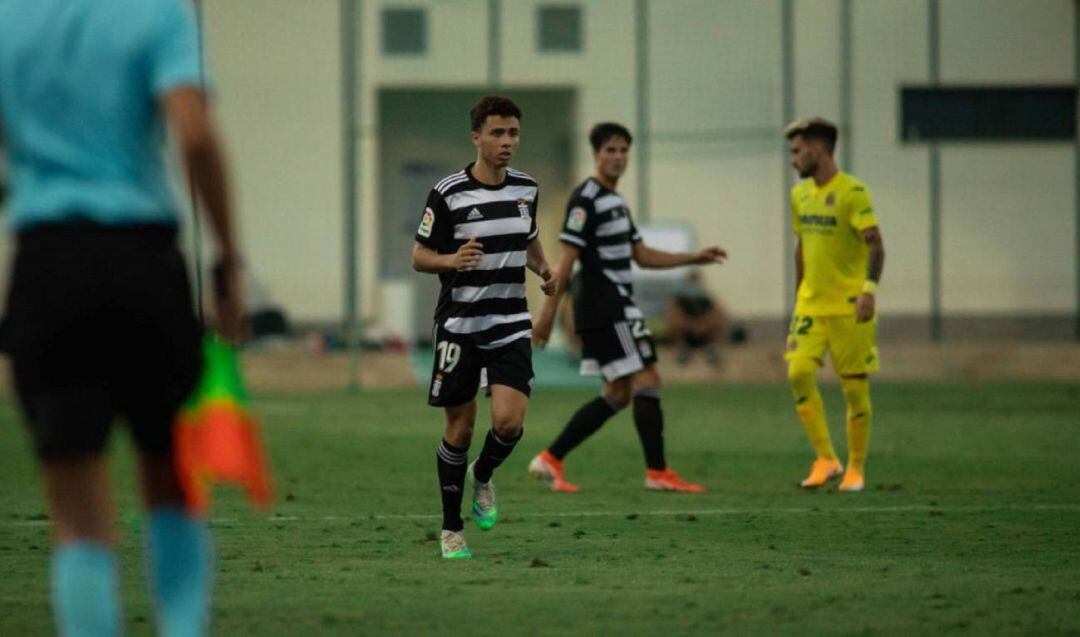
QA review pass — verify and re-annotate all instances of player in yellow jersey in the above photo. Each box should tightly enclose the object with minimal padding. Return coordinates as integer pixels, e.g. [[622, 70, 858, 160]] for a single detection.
[[784, 118, 886, 492]]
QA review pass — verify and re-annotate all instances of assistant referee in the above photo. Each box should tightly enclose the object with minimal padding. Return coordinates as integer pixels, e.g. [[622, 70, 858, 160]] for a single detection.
[[0, 1, 243, 635]]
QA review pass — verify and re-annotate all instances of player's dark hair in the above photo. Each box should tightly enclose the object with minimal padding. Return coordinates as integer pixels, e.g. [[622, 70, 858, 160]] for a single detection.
[[589, 122, 633, 151], [470, 96, 523, 132], [785, 117, 838, 154]]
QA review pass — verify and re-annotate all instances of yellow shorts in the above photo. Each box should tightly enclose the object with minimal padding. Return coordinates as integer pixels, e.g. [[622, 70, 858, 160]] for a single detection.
[[784, 313, 879, 375]]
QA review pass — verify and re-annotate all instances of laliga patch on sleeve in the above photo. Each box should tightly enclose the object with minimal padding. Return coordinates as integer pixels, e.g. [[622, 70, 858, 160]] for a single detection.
[[566, 207, 587, 232], [418, 207, 435, 238]]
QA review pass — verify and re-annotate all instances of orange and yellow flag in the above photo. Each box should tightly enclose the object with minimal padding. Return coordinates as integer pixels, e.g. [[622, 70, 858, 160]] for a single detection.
[[173, 336, 273, 516]]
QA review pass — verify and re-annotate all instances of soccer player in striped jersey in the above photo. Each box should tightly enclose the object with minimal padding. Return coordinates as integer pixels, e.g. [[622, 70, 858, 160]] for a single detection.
[[412, 96, 556, 558], [531, 122, 726, 493]]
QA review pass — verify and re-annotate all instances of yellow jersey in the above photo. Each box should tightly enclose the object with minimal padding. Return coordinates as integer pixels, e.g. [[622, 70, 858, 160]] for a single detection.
[[791, 171, 878, 316]]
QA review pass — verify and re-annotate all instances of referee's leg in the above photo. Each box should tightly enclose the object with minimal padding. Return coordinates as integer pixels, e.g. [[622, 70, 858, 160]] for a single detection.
[[139, 451, 214, 637], [40, 454, 122, 637], [42, 456, 117, 544]]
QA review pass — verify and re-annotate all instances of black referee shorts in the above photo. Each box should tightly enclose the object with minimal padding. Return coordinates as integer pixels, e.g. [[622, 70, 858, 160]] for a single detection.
[[0, 222, 202, 459]]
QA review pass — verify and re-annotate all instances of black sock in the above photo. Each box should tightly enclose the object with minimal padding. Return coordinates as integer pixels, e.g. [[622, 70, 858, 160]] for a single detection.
[[632, 389, 666, 471], [436, 439, 469, 532], [472, 429, 522, 484], [548, 395, 621, 460]]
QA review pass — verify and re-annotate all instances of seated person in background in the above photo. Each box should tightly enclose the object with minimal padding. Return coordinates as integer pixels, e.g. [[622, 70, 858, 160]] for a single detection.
[[667, 271, 726, 366]]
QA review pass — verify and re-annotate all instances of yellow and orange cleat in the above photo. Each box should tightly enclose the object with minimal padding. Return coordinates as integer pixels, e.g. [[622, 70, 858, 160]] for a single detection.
[[644, 468, 706, 493], [799, 458, 844, 488], [838, 467, 864, 492], [528, 450, 579, 492]]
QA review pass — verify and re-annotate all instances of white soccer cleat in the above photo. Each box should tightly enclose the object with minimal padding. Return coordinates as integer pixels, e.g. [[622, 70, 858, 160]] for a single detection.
[[468, 460, 499, 530], [440, 530, 472, 559]]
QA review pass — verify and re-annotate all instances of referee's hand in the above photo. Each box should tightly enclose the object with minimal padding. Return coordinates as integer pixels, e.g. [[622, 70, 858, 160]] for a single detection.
[[212, 257, 247, 343]]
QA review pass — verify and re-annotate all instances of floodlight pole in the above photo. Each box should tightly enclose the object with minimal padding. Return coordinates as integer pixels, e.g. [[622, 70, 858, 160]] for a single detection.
[[635, 0, 651, 224], [1074, 0, 1080, 340], [341, 0, 361, 391], [839, 0, 853, 173], [781, 0, 795, 321], [928, 0, 943, 341], [488, 0, 501, 85]]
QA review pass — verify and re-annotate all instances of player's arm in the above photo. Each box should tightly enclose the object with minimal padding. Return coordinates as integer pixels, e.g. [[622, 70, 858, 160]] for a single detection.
[[163, 86, 244, 341], [533, 244, 581, 347], [523, 192, 554, 293], [632, 242, 726, 269], [526, 236, 556, 295], [411, 238, 483, 274], [855, 226, 885, 323], [794, 237, 804, 298]]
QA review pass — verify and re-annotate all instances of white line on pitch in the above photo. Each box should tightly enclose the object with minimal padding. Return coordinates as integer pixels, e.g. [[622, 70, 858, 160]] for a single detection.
[[7, 503, 1079, 528], [249, 503, 1080, 523]]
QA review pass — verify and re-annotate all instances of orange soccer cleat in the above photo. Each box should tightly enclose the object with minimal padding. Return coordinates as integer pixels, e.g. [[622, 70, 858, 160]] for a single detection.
[[799, 458, 844, 488], [838, 467, 865, 492], [528, 450, 579, 492], [644, 468, 706, 493]]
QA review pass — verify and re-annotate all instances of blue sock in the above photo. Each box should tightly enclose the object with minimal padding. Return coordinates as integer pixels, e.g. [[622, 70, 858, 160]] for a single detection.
[[146, 507, 214, 637], [51, 541, 120, 637]]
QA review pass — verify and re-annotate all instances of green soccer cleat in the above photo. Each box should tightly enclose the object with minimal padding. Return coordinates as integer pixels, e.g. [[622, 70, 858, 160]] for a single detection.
[[469, 461, 498, 531], [440, 530, 472, 559]]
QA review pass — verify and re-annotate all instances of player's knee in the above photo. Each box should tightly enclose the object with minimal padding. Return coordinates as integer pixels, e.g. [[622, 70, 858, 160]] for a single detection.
[[491, 420, 523, 439], [491, 411, 524, 438], [602, 393, 630, 411], [443, 414, 474, 446], [840, 376, 871, 410], [604, 386, 632, 409], [634, 366, 662, 390], [602, 377, 633, 408], [787, 359, 818, 391]]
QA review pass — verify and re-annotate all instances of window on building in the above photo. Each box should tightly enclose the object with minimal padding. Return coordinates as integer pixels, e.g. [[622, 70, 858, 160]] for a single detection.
[[382, 8, 426, 56], [538, 5, 582, 53], [901, 86, 1077, 141]]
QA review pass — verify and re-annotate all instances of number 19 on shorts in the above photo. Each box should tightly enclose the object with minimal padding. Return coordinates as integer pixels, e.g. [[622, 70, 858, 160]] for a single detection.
[[431, 340, 461, 398]]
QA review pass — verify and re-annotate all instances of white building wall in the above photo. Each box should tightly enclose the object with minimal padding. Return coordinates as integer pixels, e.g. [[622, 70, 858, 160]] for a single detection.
[[938, 0, 1076, 314], [851, 0, 932, 315], [184, 0, 1076, 328], [649, 0, 785, 317], [202, 0, 344, 322]]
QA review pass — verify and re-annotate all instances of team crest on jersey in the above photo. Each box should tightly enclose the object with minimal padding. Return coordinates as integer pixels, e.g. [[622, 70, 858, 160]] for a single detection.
[[825, 193, 836, 207], [567, 206, 586, 232], [516, 198, 530, 219], [431, 372, 443, 397], [418, 207, 435, 237]]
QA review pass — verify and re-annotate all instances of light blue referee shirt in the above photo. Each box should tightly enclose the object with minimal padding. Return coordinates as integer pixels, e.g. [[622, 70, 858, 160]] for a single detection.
[[0, 0, 203, 230]]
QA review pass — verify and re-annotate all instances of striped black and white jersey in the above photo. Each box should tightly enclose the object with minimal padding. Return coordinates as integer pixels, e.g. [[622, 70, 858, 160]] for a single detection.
[[559, 177, 643, 332], [414, 163, 539, 349]]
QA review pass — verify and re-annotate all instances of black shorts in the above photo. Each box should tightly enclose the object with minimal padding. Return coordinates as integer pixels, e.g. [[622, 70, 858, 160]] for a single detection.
[[579, 320, 658, 381], [1, 223, 202, 459], [427, 325, 533, 407]]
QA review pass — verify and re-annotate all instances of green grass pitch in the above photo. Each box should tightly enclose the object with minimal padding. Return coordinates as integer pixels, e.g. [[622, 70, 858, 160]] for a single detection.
[[1, 382, 1079, 635]]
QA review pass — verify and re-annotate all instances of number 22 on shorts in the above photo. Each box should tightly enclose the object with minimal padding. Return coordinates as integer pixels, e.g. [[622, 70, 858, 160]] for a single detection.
[[789, 315, 813, 336]]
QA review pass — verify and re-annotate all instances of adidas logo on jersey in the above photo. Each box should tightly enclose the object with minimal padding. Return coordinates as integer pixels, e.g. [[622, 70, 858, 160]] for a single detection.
[[466, 208, 484, 221]]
